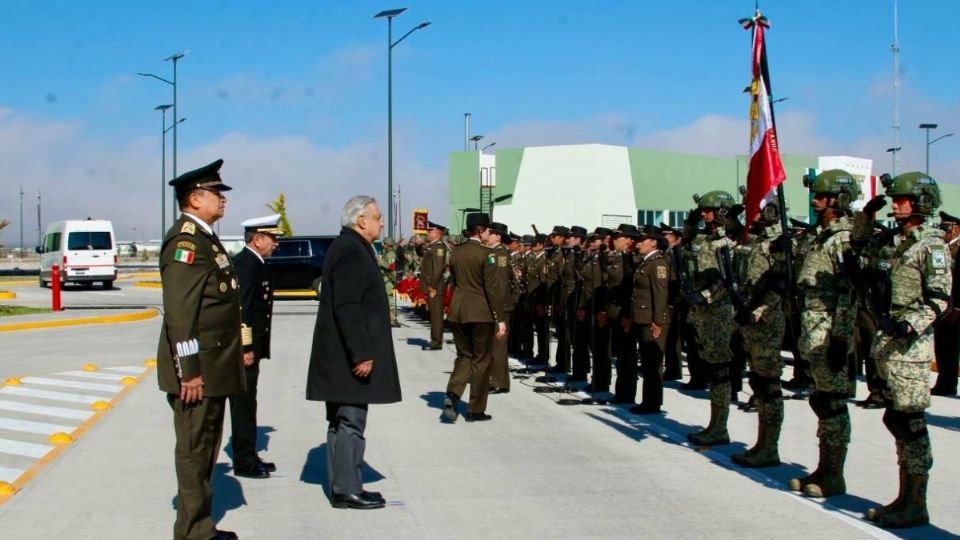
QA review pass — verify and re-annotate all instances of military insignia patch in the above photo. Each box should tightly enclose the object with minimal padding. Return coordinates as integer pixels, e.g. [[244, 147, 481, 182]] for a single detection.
[[215, 254, 230, 269], [498, 255, 508, 267], [174, 248, 195, 264], [487, 253, 496, 265], [180, 222, 196, 235], [177, 241, 196, 250], [437, 248, 444, 257], [219, 282, 227, 293], [657, 266, 668, 279], [930, 247, 947, 275], [232, 278, 238, 289], [212, 245, 220, 253]]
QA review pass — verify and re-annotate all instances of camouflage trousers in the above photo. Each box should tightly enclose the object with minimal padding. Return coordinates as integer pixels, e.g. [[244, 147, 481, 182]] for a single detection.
[[741, 306, 786, 379], [873, 332, 933, 412], [385, 287, 397, 323], [689, 300, 734, 365], [898, 435, 933, 475], [799, 311, 852, 447]]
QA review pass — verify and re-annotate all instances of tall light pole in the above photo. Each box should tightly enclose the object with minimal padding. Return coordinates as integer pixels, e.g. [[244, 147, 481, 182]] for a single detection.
[[470, 134, 484, 151], [19, 185, 24, 258], [481, 142, 496, 152], [155, 105, 173, 237], [139, 49, 187, 225], [920, 123, 954, 176], [374, 8, 431, 239], [36, 191, 42, 248], [886, 146, 901, 176]]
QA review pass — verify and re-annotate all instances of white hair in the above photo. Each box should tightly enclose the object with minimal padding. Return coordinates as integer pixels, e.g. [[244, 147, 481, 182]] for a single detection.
[[340, 195, 377, 227]]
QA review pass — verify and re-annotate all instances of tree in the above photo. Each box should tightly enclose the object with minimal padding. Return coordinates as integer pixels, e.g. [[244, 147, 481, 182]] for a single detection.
[[0, 219, 9, 231], [266, 194, 293, 237]]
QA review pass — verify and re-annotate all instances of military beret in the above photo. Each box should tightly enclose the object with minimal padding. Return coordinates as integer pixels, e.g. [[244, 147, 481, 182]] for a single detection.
[[489, 222, 509, 237], [550, 225, 570, 237], [939, 211, 960, 225], [169, 159, 231, 195], [241, 214, 284, 236], [569, 225, 588, 239], [465, 212, 490, 229]]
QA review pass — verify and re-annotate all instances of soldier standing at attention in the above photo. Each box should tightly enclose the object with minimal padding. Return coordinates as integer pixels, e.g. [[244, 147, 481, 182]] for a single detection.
[[611, 224, 640, 404], [546, 226, 571, 373], [229, 214, 282, 480], [157, 159, 244, 540], [527, 235, 550, 364], [659, 223, 684, 382], [859, 173, 950, 528], [730, 204, 789, 468], [380, 237, 400, 327], [443, 213, 506, 422], [682, 191, 737, 446], [626, 227, 672, 414], [486, 222, 518, 394], [508, 235, 528, 358], [419, 222, 448, 351], [931, 211, 960, 396], [566, 226, 589, 382], [788, 170, 862, 499], [576, 229, 603, 387]]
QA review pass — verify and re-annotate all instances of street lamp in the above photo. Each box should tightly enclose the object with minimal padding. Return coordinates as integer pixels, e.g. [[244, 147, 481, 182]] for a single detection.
[[470, 135, 484, 151], [919, 123, 954, 176], [154, 104, 172, 238], [481, 142, 496, 152], [886, 147, 901, 176], [490, 193, 512, 219], [374, 8, 431, 239], [139, 49, 187, 225]]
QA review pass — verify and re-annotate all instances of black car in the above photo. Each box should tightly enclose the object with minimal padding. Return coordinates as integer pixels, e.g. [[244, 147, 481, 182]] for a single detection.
[[266, 236, 336, 295]]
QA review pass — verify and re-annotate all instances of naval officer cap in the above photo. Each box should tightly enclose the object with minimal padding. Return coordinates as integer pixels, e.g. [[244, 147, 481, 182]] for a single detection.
[[241, 214, 284, 236], [169, 159, 232, 195], [939, 211, 960, 226]]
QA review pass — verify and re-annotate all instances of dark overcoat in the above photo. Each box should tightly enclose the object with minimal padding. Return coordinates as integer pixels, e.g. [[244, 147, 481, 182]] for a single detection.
[[233, 247, 274, 360], [306, 227, 402, 404]]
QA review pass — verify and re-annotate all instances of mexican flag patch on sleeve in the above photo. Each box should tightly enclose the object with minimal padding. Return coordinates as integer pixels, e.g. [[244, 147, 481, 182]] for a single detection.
[[174, 248, 195, 264]]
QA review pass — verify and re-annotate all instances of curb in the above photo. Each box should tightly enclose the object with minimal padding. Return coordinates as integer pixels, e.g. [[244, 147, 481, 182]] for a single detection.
[[0, 272, 160, 288], [133, 281, 162, 289], [0, 308, 160, 333], [0, 291, 16, 299]]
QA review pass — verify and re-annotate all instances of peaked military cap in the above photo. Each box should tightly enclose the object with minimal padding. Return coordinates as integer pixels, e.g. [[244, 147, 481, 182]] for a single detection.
[[659, 222, 679, 235], [427, 221, 448, 232], [939, 211, 960, 225], [549, 225, 570, 237], [465, 212, 490, 229], [534, 233, 548, 245], [489, 222, 509, 237], [241, 214, 284, 236], [569, 225, 588, 239], [614, 223, 640, 238], [592, 227, 613, 237], [170, 159, 231, 195]]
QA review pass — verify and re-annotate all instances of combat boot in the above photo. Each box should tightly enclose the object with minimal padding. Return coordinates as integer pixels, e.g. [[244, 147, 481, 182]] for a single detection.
[[869, 473, 929, 528], [732, 408, 781, 468], [865, 467, 907, 524], [686, 401, 730, 446], [789, 443, 829, 492], [802, 445, 847, 498]]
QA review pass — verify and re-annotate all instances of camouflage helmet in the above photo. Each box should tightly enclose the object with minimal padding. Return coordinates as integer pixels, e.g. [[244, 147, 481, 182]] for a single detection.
[[881, 171, 941, 216], [802, 169, 862, 211], [382, 236, 395, 247], [738, 184, 784, 225], [692, 190, 735, 214]]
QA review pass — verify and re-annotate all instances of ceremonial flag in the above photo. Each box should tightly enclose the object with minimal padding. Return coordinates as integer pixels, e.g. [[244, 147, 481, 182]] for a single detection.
[[741, 10, 786, 230]]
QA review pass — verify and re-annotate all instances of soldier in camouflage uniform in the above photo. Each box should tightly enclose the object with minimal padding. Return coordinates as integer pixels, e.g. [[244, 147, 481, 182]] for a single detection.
[[731, 204, 789, 468], [857, 173, 950, 528], [788, 170, 861, 498], [380, 237, 399, 327], [682, 190, 737, 446]]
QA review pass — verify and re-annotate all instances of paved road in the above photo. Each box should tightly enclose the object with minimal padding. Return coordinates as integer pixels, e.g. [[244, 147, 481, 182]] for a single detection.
[[0, 290, 958, 539]]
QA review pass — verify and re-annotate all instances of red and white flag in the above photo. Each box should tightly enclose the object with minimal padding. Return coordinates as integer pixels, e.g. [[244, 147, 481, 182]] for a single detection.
[[741, 11, 786, 230]]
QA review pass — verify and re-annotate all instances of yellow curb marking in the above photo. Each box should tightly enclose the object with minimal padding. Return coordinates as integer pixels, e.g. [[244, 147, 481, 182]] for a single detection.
[[4, 377, 23, 386], [134, 281, 162, 289], [0, 291, 16, 299], [91, 401, 111, 411], [0, 481, 15, 496], [0, 363, 156, 506], [47, 432, 73, 444], [144, 358, 157, 367], [0, 307, 159, 333], [82, 363, 98, 372], [120, 376, 138, 386]]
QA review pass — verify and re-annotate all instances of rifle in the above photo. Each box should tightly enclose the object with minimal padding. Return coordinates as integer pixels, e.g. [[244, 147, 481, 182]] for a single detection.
[[672, 246, 696, 299], [716, 245, 746, 313]]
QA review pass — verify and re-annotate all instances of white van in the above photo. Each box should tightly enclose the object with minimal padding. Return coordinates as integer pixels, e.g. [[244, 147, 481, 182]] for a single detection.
[[38, 219, 118, 289]]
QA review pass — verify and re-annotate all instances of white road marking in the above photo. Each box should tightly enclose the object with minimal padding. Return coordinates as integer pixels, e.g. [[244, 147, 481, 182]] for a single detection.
[[102, 366, 146, 375], [55, 371, 133, 382], [0, 399, 92, 421], [0, 417, 75, 436], [0, 466, 25, 483], [20, 377, 121, 393], [0, 387, 103, 404], [0, 438, 53, 459]]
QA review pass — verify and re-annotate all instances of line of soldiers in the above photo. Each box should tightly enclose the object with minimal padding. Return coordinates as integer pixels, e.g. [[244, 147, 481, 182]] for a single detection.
[[408, 168, 956, 530]]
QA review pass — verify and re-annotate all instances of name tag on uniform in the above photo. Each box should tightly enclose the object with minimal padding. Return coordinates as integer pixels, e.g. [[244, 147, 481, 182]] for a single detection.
[[215, 253, 230, 269]]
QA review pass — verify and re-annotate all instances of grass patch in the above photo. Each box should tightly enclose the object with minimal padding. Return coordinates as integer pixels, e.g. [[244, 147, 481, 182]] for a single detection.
[[0, 305, 51, 317]]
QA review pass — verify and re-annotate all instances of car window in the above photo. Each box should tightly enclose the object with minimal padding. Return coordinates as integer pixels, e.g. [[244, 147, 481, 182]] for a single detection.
[[273, 240, 311, 258], [67, 231, 112, 250], [45, 233, 61, 252]]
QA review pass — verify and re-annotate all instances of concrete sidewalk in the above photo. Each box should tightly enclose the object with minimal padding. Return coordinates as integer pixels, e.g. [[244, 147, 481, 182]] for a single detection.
[[0, 304, 957, 539]]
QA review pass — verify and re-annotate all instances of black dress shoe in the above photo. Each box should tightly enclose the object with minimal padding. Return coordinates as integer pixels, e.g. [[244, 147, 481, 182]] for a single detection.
[[663, 372, 682, 381], [931, 386, 957, 397], [422, 345, 442, 351], [211, 530, 238, 540], [256, 457, 276, 472], [680, 381, 707, 390], [331, 492, 385, 509], [464, 412, 492, 422], [362, 490, 383, 501], [488, 387, 510, 394], [547, 366, 568, 374], [234, 464, 270, 479], [629, 404, 663, 415], [442, 394, 459, 423]]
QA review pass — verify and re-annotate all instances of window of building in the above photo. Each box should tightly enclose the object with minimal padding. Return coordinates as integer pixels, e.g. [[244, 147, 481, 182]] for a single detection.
[[637, 209, 662, 227], [668, 211, 688, 228]]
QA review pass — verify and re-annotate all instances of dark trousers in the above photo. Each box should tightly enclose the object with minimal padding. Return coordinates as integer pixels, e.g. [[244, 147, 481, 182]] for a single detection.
[[934, 317, 959, 393], [856, 321, 882, 392], [571, 310, 592, 380], [491, 312, 512, 389], [520, 300, 535, 359], [427, 291, 445, 348], [325, 403, 368, 496], [591, 318, 611, 391], [509, 298, 526, 355], [168, 394, 226, 540], [663, 305, 683, 379], [553, 301, 570, 371], [229, 361, 260, 469], [639, 325, 667, 408], [448, 322, 495, 413], [730, 330, 746, 395], [532, 306, 549, 362], [614, 321, 638, 403], [684, 321, 706, 384]]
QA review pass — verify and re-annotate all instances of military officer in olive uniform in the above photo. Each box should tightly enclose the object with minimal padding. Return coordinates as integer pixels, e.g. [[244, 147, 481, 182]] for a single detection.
[[546, 226, 571, 373], [932, 211, 960, 396], [443, 213, 506, 422], [626, 227, 672, 414], [157, 159, 244, 540], [419, 221, 448, 350], [486, 222, 519, 393], [228, 214, 282, 480], [611, 224, 640, 403], [527, 234, 550, 364]]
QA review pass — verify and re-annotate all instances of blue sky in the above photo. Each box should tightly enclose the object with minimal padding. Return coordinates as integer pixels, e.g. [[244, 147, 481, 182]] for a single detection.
[[1, 0, 958, 241]]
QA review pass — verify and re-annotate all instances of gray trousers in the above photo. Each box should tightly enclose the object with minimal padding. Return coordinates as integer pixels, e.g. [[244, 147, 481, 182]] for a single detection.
[[325, 403, 368, 496]]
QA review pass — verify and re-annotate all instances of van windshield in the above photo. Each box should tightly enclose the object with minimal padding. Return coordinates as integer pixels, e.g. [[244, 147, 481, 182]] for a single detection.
[[67, 231, 113, 251]]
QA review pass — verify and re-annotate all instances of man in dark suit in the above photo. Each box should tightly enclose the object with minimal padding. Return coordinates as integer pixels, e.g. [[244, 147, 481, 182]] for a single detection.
[[157, 159, 244, 540], [307, 195, 402, 510], [933, 210, 960, 396], [443, 213, 506, 422], [419, 221, 448, 350], [228, 214, 282, 479]]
